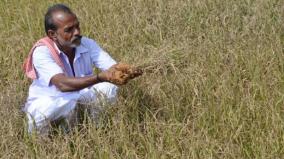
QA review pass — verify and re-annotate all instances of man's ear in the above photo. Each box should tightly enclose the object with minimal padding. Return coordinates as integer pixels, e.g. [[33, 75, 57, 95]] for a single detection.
[[47, 30, 57, 41]]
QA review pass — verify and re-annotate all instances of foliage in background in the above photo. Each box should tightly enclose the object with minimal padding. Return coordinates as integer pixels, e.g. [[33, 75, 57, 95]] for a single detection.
[[0, 0, 284, 158]]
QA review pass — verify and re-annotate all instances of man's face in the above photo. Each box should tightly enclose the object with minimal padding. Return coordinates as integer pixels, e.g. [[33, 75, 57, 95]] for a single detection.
[[51, 11, 81, 49]]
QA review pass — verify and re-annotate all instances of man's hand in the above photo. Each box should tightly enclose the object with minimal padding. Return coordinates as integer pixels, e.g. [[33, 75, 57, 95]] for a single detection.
[[98, 63, 143, 85]]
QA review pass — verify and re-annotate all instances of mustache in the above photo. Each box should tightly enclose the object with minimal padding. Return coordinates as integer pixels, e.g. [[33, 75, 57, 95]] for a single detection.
[[72, 35, 82, 42]]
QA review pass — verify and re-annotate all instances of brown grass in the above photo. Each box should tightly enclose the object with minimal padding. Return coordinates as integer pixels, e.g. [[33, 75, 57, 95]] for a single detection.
[[0, 0, 284, 158]]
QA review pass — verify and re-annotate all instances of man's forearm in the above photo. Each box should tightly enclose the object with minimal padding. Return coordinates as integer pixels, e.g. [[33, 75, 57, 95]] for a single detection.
[[51, 73, 103, 92]]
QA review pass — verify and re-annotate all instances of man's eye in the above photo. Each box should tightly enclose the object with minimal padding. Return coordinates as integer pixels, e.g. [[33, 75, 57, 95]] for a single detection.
[[65, 27, 73, 33]]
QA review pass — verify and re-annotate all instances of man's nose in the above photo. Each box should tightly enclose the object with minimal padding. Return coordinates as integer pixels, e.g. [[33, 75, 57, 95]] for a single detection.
[[74, 28, 80, 36]]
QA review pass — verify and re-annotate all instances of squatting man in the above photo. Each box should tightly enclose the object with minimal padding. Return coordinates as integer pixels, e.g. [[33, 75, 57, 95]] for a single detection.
[[22, 4, 142, 135]]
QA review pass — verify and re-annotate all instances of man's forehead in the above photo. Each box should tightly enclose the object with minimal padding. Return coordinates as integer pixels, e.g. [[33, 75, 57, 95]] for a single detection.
[[52, 11, 77, 27]]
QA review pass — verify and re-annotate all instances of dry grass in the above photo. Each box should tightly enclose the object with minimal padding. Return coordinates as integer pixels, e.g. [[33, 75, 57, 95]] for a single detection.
[[0, 0, 284, 158]]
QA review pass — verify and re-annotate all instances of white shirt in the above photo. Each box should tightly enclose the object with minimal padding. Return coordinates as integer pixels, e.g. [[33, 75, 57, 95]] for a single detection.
[[24, 36, 116, 111]]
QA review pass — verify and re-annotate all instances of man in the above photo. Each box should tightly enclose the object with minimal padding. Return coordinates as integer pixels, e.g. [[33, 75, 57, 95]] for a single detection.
[[22, 4, 142, 135]]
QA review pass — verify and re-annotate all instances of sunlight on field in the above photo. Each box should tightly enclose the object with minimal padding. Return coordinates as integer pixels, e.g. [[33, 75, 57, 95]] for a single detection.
[[0, 0, 284, 158]]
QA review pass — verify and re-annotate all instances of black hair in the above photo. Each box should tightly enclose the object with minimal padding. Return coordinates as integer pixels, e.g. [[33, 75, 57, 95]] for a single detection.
[[44, 4, 74, 35]]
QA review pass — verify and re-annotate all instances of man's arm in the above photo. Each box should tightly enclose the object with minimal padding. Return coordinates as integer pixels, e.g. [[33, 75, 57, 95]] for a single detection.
[[50, 73, 102, 92], [51, 63, 116, 92], [51, 62, 141, 92]]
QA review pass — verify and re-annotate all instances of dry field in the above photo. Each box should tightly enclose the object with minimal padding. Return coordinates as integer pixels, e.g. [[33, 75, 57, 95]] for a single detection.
[[0, 0, 284, 158]]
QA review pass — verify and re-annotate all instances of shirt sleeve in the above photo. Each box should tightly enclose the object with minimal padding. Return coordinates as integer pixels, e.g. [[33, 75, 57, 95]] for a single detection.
[[86, 38, 117, 71], [32, 46, 64, 86]]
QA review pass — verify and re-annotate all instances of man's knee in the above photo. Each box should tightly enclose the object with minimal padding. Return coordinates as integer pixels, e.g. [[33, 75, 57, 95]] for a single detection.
[[25, 96, 78, 134], [93, 82, 118, 101]]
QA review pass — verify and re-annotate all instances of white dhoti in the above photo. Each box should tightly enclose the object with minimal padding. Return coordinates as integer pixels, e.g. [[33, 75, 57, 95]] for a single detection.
[[24, 82, 117, 135]]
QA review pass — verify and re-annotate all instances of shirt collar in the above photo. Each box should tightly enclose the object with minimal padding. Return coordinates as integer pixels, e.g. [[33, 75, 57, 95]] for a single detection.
[[76, 42, 88, 54]]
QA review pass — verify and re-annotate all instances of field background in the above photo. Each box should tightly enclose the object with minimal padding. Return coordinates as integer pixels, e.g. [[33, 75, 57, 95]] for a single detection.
[[0, 0, 284, 158]]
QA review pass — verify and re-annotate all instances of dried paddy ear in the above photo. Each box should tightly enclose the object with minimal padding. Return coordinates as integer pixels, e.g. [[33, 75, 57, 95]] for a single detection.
[[114, 63, 143, 79], [110, 70, 130, 85]]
